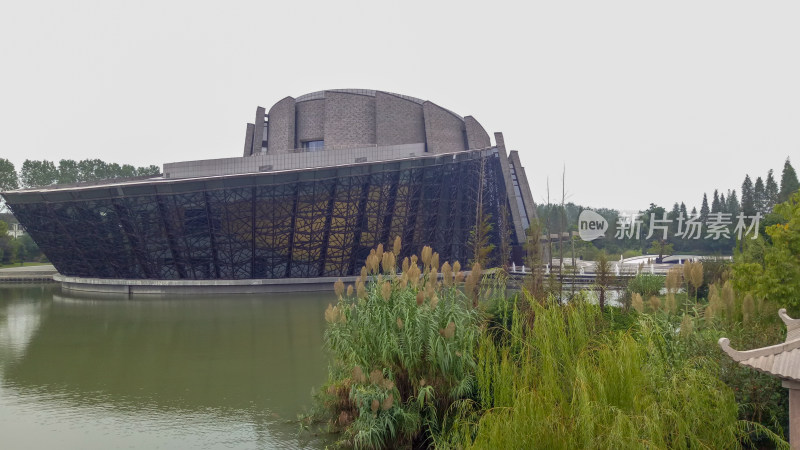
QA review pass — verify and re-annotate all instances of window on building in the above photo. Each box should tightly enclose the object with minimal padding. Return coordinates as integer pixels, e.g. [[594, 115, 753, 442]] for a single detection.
[[301, 140, 324, 152]]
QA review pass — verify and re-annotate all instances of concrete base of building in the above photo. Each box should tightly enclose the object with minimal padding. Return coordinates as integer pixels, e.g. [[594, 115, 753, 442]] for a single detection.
[[54, 274, 356, 296]]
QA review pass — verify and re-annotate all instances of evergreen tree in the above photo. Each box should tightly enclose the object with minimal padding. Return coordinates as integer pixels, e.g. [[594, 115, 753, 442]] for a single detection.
[[700, 193, 710, 221], [765, 169, 779, 212], [754, 176, 766, 215], [779, 157, 800, 203], [668, 203, 682, 250], [727, 190, 740, 217], [741, 175, 755, 217], [719, 192, 727, 213], [680, 202, 688, 218], [669, 203, 680, 219], [711, 190, 721, 213]]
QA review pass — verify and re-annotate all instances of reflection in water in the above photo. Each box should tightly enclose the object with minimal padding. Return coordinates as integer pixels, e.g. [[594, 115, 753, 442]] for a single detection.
[[0, 298, 43, 361], [0, 285, 333, 449]]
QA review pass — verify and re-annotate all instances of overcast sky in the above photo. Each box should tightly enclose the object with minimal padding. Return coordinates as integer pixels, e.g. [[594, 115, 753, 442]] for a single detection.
[[1, 1, 797, 211]]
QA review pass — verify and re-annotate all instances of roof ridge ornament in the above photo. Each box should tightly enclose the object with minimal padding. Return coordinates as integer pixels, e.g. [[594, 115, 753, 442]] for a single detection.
[[780, 308, 800, 332]]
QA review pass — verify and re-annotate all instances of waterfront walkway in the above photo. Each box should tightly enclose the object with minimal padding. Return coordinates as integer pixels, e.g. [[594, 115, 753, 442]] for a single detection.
[[0, 264, 58, 283]]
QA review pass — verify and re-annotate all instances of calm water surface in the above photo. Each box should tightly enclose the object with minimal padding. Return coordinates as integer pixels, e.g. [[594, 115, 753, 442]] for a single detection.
[[0, 284, 333, 449]]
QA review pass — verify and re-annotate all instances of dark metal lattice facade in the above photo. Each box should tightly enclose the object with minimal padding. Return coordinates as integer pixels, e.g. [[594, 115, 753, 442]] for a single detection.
[[7, 149, 519, 280]]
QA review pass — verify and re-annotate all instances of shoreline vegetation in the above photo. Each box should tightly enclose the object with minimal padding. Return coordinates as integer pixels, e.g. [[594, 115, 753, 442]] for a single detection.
[[306, 191, 800, 449]]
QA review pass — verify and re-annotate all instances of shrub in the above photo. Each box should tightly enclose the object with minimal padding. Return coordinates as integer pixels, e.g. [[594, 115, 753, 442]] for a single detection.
[[626, 273, 664, 298]]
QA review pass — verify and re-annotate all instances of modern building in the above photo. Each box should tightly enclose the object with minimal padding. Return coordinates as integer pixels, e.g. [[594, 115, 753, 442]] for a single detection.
[[1, 89, 536, 292]]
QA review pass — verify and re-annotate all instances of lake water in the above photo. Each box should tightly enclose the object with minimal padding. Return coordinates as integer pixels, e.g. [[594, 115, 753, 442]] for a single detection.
[[0, 284, 333, 449]]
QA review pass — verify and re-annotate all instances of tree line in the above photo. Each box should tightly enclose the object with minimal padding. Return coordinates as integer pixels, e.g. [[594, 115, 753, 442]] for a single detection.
[[539, 157, 799, 259], [0, 157, 160, 191]]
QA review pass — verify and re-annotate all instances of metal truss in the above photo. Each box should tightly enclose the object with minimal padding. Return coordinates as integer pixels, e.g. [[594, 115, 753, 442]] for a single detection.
[[10, 149, 518, 280]]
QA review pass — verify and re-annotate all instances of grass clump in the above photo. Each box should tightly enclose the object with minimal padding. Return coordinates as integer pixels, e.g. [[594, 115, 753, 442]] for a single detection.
[[626, 272, 664, 298], [442, 295, 787, 449], [315, 242, 481, 449]]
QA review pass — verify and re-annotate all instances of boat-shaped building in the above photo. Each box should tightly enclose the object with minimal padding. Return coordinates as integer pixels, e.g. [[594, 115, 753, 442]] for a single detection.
[[2, 90, 536, 292]]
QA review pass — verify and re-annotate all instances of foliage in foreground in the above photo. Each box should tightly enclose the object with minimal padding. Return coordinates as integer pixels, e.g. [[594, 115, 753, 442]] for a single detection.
[[312, 243, 789, 448], [315, 242, 482, 448], [621, 258, 790, 444], [438, 296, 785, 449]]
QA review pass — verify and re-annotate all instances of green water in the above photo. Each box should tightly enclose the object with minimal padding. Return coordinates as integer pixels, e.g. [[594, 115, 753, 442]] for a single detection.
[[0, 284, 333, 449]]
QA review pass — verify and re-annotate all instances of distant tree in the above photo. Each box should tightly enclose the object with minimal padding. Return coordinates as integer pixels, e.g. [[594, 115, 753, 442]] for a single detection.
[[667, 203, 682, 249], [57, 159, 79, 184], [105, 163, 122, 179], [17, 234, 40, 262], [0, 158, 19, 212], [669, 202, 680, 218], [120, 164, 137, 178], [765, 169, 779, 212], [9, 158, 158, 190], [594, 250, 614, 309], [719, 192, 727, 213], [137, 165, 161, 176], [0, 158, 19, 192], [711, 190, 721, 213], [0, 220, 18, 265], [20, 159, 58, 188], [700, 193, 710, 222], [727, 190, 740, 217], [642, 203, 667, 245], [77, 159, 107, 181], [648, 240, 674, 261], [0, 220, 7, 262], [741, 175, 755, 217], [754, 176, 765, 215], [779, 157, 799, 203]]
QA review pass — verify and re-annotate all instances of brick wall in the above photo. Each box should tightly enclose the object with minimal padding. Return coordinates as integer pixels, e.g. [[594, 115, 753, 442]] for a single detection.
[[256, 90, 487, 156], [423, 101, 466, 154], [324, 92, 376, 148], [376, 91, 425, 146], [295, 99, 325, 147], [267, 96, 295, 154], [465, 115, 491, 149]]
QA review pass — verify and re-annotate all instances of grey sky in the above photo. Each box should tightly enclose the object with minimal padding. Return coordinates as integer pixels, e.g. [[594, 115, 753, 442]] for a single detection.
[[1, 1, 797, 211]]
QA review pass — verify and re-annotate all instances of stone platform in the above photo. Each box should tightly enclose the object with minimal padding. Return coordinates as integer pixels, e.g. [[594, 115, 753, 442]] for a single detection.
[[0, 264, 58, 283]]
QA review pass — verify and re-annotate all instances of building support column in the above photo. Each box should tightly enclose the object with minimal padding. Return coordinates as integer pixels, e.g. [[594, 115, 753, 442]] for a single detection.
[[784, 381, 800, 449]]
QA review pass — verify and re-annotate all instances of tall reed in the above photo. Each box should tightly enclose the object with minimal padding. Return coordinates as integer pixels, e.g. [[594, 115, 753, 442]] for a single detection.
[[442, 294, 784, 449], [317, 243, 481, 448]]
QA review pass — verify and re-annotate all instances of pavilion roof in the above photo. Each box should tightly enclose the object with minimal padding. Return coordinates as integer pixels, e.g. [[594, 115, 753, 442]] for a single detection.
[[719, 309, 800, 382]]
